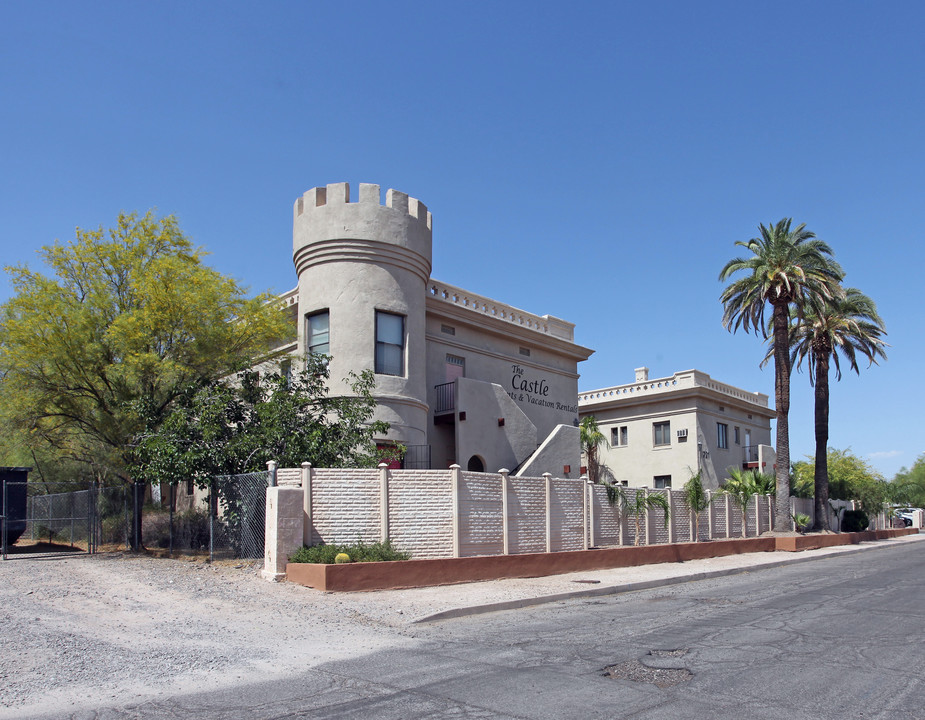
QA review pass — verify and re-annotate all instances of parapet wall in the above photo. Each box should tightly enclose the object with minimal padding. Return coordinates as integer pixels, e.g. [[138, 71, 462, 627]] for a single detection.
[[293, 182, 433, 280]]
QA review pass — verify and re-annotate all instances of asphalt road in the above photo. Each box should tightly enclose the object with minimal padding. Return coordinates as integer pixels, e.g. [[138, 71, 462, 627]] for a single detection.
[[44, 539, 925, 720]]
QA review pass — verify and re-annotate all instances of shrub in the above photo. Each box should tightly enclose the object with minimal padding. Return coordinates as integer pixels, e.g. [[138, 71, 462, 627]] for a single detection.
[[841, 509, 870, 533], [289, 540, 410, 564]]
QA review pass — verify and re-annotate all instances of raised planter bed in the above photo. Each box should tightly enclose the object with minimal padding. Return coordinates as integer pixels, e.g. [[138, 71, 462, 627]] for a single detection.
[[775, 527, 917, 552], [286, 528, 916, 592]]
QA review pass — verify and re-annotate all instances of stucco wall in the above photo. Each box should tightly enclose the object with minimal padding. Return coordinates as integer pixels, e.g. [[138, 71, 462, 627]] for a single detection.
[[264, 466, 786, 574]]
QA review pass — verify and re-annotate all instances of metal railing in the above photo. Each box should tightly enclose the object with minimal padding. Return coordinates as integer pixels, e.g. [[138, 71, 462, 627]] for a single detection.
[[434, 382, 455, 414]]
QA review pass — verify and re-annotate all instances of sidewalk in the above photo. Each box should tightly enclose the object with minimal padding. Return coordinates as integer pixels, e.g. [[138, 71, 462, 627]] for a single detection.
[[324, 532, 925, 625]]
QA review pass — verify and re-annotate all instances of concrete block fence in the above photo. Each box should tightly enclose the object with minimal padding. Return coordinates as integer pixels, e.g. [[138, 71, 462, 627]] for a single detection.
[[260, 463, 845, 580]]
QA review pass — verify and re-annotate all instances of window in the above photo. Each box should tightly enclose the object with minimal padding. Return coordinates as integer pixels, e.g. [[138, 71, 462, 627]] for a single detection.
[[654, 475, 672, 489], [375, 311, 404, 376], [445, 354, 465, 382], [718, 422, 728, 449], [185, 478, 194, 496], [653, 421, 671, 446], [611, 426, 628, 447], [519, 346, 531, 357], [306, 311, 330, 355], [440, 324, 455, 335], [734, 426, 741, 445]]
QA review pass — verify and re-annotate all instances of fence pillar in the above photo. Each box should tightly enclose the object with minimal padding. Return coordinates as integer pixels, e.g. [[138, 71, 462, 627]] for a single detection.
[[644, 488, 651, 546], [618, 488, 625, 546], [582, 475, 591, 550], [267, 460, 278, 488], [706, 490, 714, 540], [767, 494, 773, 533], [665, 488, 674, 544], [450, 464, 461, 558], [500, 469, 510, 555], [688, 490, 695, 542], [544, 473, 552, 553], [725, 493, 731, 538], [379, 463, 390, 543], [301, 462, 313, 547], [262, 483, 304, 582]]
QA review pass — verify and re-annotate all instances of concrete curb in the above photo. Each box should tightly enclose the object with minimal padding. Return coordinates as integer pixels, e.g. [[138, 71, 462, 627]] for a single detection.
[[415, 535, 923, 623]]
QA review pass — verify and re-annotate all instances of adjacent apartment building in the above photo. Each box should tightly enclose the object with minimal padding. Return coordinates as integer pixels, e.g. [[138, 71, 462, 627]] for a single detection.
[[578, 367, 776, 490], [281, 182, 594, 477]]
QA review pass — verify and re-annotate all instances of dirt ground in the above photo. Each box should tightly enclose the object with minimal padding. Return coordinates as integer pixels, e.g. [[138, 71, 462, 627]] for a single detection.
[[4, 535, 921, 719], [0, 550, 420, 719]]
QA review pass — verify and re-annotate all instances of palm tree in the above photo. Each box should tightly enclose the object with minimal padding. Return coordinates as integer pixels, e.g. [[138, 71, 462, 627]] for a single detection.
[[722, 468, 773, 537], [719, 219, 843, 531], [605, 485, 671, 546], [680, 470, 714, 541], [788, 288, 887, 530], [580, 415, 607, 484]]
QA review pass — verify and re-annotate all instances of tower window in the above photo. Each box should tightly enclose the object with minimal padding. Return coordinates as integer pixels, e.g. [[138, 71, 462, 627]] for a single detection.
[[306, 311, 330, 355], [375, 311, 404, 376]]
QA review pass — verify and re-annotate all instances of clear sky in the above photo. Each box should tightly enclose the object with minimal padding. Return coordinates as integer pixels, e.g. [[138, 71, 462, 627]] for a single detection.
[[2, 1, 922, 480]]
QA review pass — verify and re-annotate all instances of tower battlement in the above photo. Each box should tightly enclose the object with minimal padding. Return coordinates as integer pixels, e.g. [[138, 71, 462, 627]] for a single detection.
[[294, 182, 432, 230]]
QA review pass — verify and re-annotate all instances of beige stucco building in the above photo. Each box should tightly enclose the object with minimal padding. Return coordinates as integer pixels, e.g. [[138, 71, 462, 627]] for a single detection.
[[280, 182, 593, 476], [578, 367, 776, 490]]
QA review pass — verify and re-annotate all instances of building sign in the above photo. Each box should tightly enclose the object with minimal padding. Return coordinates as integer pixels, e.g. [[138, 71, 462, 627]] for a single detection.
[[508, 364, 577, 414]]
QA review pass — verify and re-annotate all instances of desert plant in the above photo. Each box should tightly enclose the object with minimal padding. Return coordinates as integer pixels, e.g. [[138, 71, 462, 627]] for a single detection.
[[605, 485, 670, 546], [580, 416, 607, 485], [722, 468, 773, 537], [289, 539, 410, 564], [680, 470, 714, 541], [790, 512, 812, 533]]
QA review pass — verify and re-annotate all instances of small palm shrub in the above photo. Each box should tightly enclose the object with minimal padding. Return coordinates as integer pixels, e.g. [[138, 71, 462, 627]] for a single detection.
[[290, 540, 410, 564]]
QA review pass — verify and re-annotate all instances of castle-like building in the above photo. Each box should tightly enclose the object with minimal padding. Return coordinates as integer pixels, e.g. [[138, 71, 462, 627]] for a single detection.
[[279, 182, 593, 476]]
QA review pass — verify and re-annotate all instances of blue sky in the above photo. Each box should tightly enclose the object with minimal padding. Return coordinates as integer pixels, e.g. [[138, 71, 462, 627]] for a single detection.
[[2, 1, 922, 479]]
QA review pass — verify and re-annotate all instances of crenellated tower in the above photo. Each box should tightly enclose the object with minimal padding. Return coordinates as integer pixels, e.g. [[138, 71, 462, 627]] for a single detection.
[[293, 182, 433, 448]]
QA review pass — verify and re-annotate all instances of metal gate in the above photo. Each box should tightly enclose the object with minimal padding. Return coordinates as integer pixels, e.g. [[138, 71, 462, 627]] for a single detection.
[[1, 481, 130, 560]]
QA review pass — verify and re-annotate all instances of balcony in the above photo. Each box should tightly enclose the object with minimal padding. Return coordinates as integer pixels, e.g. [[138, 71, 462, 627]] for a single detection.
[[743, 445, 760, 468], [434, 381, 456, 423]]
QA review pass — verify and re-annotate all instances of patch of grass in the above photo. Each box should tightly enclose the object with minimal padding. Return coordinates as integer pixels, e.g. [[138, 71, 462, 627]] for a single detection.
[[289, 540, 410, 564]]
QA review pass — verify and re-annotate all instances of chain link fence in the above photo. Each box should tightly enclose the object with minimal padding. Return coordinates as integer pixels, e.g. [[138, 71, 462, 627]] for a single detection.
[[142, 472, 269, 561], [3, 473, 268, 562]]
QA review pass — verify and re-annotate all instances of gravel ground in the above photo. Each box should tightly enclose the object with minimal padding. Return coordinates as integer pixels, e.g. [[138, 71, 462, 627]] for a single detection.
[[2, 534, 922, 719]]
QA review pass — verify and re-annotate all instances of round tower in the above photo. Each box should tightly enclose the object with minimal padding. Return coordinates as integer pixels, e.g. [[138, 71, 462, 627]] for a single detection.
[[292, 182, 433, 449]]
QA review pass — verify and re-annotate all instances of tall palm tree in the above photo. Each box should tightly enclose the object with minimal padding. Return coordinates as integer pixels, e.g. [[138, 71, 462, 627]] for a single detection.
[[788, 288, 887, 531], [579, 415, 607, 484], [719, 219, 843, 531]]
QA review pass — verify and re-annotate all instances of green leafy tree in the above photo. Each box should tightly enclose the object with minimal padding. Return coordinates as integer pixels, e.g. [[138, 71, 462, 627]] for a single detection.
[[719, 219, 843, 531], [792, 448, 888, 518], [579, 415, 607, 484], [133, 354, 392, 486], [0, 212, 291, 547], [787, 288, 887, 530], [892, 454, 925, 507], [722, 468, 774, 537], [680, 470, 714, 541]]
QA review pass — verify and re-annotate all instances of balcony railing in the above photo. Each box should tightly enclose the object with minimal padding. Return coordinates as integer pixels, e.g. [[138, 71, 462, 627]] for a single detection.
[[434, 382, 456, 414], [744, 445, 760, 463]]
